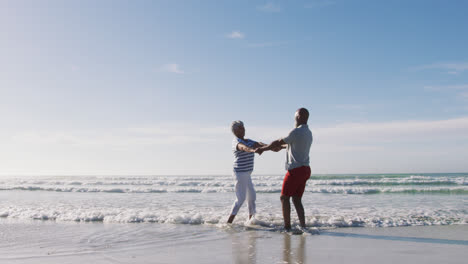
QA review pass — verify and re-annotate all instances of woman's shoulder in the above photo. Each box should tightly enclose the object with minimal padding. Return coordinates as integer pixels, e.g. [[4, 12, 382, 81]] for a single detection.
[[245, 138, 257, 144], [233, 138, 255, 145]]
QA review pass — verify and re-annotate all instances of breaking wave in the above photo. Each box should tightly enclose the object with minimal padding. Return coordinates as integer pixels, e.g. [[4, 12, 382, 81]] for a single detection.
[[0, 173, 466, 195]]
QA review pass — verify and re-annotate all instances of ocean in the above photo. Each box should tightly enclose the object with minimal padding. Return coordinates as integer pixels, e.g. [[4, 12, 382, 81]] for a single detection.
[[1, 173, 467, 228]]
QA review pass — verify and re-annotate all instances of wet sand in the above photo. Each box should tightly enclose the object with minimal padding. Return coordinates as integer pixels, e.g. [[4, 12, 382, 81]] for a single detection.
[[0, 218, 466, 263]]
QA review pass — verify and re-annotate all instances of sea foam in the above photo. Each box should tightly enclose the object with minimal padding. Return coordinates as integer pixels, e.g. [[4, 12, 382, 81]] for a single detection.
[[1, 174, 466, 229]]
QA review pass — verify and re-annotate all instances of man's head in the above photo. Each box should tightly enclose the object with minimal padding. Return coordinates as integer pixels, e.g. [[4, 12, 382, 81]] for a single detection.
[[295, 108, 309, 127], [231, 120, 245, 139]]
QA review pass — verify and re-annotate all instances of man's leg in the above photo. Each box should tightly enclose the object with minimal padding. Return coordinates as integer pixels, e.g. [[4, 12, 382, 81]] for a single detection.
[[291, 166, 310, 228], [292, 196, 306, 228], [281, 195, 291, 230]]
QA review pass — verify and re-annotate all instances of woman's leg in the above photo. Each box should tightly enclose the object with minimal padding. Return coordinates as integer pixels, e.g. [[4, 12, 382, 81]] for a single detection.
[[228, 171, 248, 222], [246, 171, 256, 217]]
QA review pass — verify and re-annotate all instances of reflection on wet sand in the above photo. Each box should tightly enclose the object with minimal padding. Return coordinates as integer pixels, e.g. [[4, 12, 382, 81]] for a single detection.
[[231, 231, 257, 264], [283, 234, 306, 264], [230, 231, 306, 264]]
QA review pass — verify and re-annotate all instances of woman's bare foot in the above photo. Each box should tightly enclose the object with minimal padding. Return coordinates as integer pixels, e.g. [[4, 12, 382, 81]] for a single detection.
[[227, 215, 236, 223]]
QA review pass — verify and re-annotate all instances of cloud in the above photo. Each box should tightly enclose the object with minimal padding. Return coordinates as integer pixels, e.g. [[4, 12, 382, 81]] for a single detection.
[[9, 124, 229, 148], [4, 117, 468, 174], [238, 117, 468, 151], [414, 62, 468, 75], [424, 84, 468, 102], [313, 117, 468, 145], [161, 63, 184, 74], [460, 92, 468, 100], [304, 0, 336, 8], [226, 31, 245, 39], [308, 117, 468, 173], [257, 2, 281, 13], [70, 65, 80, 72], [8, 117, 468, 150]]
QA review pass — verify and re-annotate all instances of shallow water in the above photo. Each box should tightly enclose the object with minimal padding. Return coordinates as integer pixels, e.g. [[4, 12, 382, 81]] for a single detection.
[[0, 174, 467, 228]]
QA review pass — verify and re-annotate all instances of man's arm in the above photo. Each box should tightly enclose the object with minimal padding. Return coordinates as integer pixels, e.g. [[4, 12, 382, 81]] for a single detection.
[[253, 142, 267, 148], [274, 145, 287, 152], [256, 139, 286, 154]]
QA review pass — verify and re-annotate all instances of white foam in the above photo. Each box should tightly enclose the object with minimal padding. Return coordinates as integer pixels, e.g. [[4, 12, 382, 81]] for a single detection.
[[1, 204, 466, 228], [1, 174, 467, 195], [0, 174, 466, 229], [1, 184, 467, 195]]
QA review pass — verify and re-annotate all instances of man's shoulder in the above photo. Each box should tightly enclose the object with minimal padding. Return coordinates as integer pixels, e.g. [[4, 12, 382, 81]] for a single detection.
[[299, 124, 311, 132], [288, 127, 300, 134], [296, 125, 312, 140], [291, 125, 306, 133], [303, 126, 312, 138]]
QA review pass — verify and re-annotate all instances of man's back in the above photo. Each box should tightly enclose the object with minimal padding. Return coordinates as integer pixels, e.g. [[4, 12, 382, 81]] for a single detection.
[[283, 124, 313, 170]]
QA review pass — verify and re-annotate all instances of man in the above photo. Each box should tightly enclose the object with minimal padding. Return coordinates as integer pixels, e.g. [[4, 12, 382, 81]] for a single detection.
[[257, 108, 313, 230]]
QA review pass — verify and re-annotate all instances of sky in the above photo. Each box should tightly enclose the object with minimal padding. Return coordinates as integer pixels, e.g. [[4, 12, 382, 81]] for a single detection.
[[1, 0, 468, 176]]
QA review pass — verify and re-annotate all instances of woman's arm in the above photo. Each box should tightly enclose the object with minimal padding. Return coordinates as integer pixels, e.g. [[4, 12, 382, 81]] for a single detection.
[[256, 139, 286, 154], [253, 142, 268, 148], [236, 143, 257, 153]]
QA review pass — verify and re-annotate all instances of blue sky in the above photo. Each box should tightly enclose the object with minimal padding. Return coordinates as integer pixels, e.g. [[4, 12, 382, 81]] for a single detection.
[[1, 0, 468, 175]]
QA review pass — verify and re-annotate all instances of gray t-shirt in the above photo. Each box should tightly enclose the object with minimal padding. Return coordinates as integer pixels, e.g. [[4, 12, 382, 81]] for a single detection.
[[283, 124, 313, 171]]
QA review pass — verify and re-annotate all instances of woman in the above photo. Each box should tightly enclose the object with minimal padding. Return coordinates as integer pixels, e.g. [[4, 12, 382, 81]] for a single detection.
[[227, 120, 266, 223]]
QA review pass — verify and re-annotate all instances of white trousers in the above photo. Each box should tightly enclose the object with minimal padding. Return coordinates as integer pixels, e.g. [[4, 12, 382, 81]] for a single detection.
[[230, 170, 256, 216]]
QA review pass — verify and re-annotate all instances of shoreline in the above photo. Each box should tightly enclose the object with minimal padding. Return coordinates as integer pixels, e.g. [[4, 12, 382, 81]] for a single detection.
[[1, 218, 467, 264]]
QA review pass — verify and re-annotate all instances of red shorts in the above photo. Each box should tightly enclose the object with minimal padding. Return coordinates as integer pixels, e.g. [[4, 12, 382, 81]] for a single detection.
[[281, 166, 311, 197]]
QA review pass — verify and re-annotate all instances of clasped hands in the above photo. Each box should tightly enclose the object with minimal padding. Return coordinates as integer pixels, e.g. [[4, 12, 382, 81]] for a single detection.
[[254, 146, 283, 155]]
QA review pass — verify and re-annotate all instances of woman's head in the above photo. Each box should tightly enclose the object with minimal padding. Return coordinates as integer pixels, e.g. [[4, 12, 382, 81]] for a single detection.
[[231, 120, 245, 139]]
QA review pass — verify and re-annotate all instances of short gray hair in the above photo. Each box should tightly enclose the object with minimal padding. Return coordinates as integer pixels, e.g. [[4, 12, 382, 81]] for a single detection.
[[231, 120, 244, 133]]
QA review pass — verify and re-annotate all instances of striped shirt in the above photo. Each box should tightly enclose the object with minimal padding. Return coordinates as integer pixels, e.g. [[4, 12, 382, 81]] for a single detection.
[[232, 138, 257, 173]]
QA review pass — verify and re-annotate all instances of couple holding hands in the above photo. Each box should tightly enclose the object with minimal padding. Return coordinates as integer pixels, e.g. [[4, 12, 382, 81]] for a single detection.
[[228, 108, 313, 231]]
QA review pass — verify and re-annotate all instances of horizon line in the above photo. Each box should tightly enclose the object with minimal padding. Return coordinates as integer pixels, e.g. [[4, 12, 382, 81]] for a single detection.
[[0, 172, 466, 177]]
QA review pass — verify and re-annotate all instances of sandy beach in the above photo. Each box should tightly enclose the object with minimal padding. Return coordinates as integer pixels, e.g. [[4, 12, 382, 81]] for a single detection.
[[1, 218, 466, 264], [3, 0, 468, 263], [1, 174, 467, 263]]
